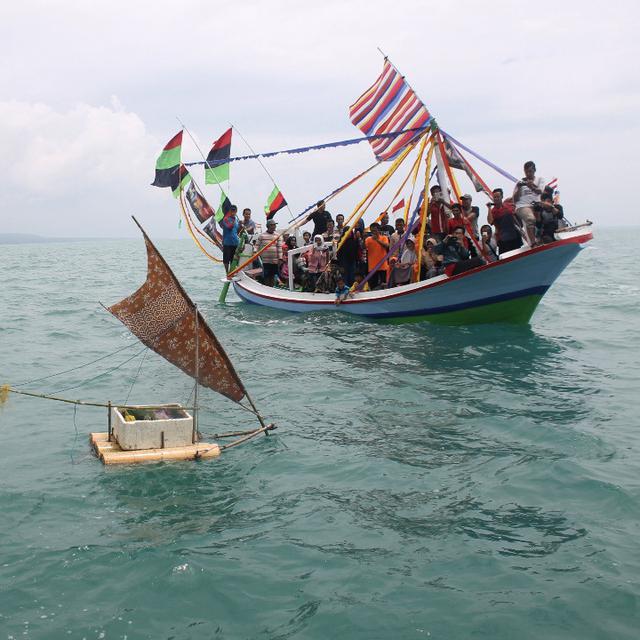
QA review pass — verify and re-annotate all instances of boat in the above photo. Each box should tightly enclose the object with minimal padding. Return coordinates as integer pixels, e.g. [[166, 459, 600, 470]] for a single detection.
[[231, 225, 592, 325], [2, 217, 275, 464], [150, 56, 592, 325]]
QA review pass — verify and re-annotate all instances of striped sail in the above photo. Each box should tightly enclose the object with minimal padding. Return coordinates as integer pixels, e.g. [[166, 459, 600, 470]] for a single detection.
[[349, 60, 430, 160]]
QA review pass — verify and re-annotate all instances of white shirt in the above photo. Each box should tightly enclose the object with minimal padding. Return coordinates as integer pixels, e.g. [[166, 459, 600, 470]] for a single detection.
[[515, 176, 546, 208]]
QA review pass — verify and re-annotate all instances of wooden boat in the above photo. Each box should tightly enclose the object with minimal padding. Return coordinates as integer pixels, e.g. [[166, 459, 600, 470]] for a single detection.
[[231, 226, 592, 324], [149, 56, 592, 326]]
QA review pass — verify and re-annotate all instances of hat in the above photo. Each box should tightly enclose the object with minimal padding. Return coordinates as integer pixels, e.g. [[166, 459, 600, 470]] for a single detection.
[[426, 237, 437, 246], [461, 194, 472, 200], [405, 235, 416, 244], [266, 218, 276, 225]]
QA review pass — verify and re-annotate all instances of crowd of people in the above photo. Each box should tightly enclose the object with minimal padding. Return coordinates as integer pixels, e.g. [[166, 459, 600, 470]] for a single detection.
[[220, 161, 567, 300]]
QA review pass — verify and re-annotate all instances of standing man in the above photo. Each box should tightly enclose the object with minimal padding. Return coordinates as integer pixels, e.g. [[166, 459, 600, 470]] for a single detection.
[[389, 217, 406, 260], [365, 222, 390, 289], [241, 208, 256, 236], [221, 205, 240, 272], [428, 185, 450, 242], [379, 213, 395, 237], [336, 224, 358, 286], [305, 199, 333, 237], [256, 218, 280, 286], [460, 194, 479, 239], [487, 188, 523, 254], [513, 161, 546, 246]]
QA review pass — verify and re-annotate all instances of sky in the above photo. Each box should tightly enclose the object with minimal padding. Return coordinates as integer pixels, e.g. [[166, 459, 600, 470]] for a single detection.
[[1, 0, 638, 238]]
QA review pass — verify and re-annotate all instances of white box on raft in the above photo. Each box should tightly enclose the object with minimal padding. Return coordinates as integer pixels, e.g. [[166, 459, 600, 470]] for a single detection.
[[112, 404, 193, 450]]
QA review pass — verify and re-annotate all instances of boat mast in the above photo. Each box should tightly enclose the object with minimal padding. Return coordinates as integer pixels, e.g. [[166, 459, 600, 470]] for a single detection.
[[193, 304, 199, 443]]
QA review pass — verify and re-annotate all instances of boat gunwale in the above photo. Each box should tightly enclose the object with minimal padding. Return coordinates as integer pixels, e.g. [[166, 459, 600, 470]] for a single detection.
[[233, 229, 593, 307]]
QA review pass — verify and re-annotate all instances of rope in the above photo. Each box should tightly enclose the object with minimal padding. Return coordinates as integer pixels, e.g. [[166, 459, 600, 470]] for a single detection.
[[12, 341, 140, 387], [441, 130, 518, 183], [335, 132, 426, 256], [123, 346, 149, 405], [183, 126, 429, 168], [231, 123, 298, 224], [48, 346, 148, 394]]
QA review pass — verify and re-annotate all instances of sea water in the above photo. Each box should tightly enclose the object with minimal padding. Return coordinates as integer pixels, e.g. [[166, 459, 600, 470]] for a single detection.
[[0, 228, 638, 639]]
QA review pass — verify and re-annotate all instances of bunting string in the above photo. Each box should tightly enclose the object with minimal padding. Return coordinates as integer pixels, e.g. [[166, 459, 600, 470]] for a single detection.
[[183, 125, 430, 168]]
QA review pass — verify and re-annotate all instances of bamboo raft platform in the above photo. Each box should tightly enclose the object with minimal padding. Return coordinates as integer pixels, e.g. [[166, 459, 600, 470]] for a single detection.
[[90, 432, 220, 465]]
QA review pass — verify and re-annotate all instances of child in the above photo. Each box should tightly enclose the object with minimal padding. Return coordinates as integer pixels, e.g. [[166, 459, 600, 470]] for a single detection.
[[350, 273, 370, 293], [334, 276, 351, 305]]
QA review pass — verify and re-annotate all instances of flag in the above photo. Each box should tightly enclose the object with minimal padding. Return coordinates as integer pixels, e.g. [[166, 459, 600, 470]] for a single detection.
[[443, 138, 484, 193], [152, 130, 183, 188], [171, 164, 191, 198], [205, 128, 232, 185], [264, 186, 287, 220], [215, 191, 232, 222], [349, 60, 430, 161], [185, 181, 214, 223], [392, 199, 405, 213]]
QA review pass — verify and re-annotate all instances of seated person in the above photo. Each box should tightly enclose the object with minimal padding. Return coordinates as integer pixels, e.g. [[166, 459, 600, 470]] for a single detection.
[[315, 259, 341, 293], [535, 191, 564, 243], [421, 237, 443, 279], [480, 224, 499, 262], [350, 273, 370, 292], [435, 226, 485, 277], [388, 235, 417, 287]]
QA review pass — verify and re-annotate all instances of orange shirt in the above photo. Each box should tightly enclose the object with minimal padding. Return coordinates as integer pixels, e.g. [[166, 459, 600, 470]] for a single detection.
[[365, 235, 390, 272]]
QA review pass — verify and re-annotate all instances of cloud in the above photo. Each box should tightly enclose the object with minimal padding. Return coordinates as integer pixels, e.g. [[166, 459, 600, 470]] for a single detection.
[[0, 98, 156, 196], [1, 0, 639, 234]]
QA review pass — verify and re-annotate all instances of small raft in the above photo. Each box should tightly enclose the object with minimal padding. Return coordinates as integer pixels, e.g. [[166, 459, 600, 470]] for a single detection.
[[90, 431, 220, 465]]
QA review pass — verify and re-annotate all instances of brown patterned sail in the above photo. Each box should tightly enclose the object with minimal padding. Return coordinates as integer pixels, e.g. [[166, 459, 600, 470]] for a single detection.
[[107, 219, 246, 403]]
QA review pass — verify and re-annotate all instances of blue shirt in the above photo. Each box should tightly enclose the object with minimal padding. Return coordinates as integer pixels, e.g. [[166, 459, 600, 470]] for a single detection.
[[335, 284, 350, 298], [222, 216, 239, 247]]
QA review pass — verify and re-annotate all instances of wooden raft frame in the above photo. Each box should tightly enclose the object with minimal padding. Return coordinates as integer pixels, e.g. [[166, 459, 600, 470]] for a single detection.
[[90, 432, 221, 465]]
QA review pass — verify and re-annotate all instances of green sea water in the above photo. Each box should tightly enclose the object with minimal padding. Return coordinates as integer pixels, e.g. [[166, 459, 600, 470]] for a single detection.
[[1, 228, 638, 639]]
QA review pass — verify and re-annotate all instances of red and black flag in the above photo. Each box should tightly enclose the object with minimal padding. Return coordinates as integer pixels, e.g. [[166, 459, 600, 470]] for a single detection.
[[264, 186, 287, 220], [205, 128, 232, 185], [152, 131, 183, 188]]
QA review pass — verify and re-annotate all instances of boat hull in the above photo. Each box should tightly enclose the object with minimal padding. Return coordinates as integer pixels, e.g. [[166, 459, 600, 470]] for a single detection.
[[232, 229, 592, 325]]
